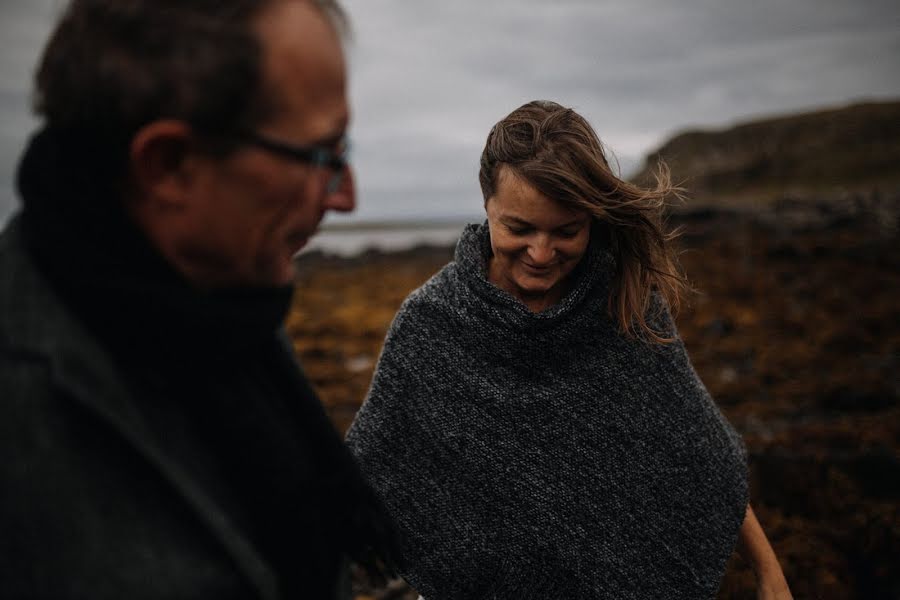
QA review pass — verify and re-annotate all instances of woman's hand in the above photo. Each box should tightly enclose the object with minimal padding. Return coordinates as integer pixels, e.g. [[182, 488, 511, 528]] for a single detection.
[[754, 559, 793, 600], [756, 576, 793, 600], [736, 504, 793, 600]]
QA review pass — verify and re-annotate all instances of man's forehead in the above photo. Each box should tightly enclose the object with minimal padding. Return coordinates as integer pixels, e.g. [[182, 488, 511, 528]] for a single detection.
[[253, 0, 348, 141], [253, 1, 346, 86]]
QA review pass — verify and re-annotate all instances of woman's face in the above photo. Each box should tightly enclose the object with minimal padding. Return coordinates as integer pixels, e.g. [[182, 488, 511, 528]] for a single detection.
[[485, 168, 591, 312]]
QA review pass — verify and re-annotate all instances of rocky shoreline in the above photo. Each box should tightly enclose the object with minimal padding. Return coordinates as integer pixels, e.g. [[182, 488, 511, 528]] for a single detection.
[[288, 194, 898, 599]]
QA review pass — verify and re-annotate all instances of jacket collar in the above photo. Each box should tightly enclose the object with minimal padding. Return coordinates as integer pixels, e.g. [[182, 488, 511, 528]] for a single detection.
[[0, 216, 280, 600]]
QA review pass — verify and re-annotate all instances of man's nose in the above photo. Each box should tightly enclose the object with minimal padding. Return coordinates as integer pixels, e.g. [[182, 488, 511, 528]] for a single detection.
[[324, 166, 355, 213]]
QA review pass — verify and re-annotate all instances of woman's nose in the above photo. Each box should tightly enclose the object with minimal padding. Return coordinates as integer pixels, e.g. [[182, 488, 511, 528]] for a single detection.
[[527, 239, 554, 265]]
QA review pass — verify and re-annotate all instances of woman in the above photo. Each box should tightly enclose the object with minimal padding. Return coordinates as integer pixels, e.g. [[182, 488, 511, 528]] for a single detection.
[[347, 101, 790, 599]]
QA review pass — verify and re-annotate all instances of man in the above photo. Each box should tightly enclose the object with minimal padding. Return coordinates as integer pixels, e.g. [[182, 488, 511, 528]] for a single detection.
[[0, 1, 392, 598]]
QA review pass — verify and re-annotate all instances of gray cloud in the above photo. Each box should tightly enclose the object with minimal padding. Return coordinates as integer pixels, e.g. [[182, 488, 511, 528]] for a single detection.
[[2, 0, 898, 225], [339, 0, 900, 221]]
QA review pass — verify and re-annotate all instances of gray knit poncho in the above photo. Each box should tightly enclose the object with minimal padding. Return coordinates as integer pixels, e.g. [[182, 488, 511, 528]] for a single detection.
[[347, 223, 748, 600]]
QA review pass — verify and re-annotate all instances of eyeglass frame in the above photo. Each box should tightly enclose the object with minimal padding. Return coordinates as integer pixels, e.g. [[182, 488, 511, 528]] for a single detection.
[[236, 130, 351, 193]]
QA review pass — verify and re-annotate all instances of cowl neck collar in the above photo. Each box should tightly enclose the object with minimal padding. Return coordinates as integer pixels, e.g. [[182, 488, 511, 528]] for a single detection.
[[16, 127, 293, 363], [453, 221, 614, 331]]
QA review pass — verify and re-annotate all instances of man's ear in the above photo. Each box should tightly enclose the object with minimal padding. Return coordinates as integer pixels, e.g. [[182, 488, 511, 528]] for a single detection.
[[129, 120, 198, 209]]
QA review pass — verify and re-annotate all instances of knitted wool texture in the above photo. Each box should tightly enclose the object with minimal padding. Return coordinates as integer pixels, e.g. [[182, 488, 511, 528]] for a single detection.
[[347, 223, 749, 600]]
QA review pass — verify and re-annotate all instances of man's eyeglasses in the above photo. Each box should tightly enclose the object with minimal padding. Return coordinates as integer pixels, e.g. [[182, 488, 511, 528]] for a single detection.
[[238, 131, 350, 193]]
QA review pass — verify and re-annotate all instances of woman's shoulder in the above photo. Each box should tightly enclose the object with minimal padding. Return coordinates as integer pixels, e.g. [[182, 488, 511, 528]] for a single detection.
[[395, 259, 466, 317], [645, 289, 681, 341], [381, 258, 491, 362]]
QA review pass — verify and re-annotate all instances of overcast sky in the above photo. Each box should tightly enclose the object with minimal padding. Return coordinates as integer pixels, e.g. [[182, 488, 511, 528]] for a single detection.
[[1, 0, 898, 226]]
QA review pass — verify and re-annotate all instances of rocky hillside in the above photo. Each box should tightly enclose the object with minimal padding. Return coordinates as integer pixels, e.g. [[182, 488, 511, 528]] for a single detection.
[[632, 100, 900, 207]]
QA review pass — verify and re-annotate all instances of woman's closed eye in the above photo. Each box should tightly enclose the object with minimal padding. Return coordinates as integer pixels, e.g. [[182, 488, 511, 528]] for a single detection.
[[507, 224, 533, 236], [556, 227, 582, 238]]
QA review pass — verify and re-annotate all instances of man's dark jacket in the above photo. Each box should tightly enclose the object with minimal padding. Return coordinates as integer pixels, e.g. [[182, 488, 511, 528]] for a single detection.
[[0, 217, 315, 598], [0, 130, 390, 599]]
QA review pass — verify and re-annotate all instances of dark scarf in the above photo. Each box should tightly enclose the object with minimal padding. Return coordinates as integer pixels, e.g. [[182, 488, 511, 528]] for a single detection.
[[17, 127, 291, 362], [17, 128, 394, 597]]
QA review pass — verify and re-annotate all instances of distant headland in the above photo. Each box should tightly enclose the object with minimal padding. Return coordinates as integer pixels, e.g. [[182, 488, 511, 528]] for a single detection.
[[631, 100, 900, 208]]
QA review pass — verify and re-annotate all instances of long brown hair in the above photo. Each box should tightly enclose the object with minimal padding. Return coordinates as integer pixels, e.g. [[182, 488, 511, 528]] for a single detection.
[[479, 100, 687, 343]]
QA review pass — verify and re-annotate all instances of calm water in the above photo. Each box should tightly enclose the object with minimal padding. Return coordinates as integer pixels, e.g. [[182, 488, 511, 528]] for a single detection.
[[300, 222, 475, 257]]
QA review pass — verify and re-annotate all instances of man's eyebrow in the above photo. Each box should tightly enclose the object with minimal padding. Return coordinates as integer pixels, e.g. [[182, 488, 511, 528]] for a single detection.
[[310, 130, 347, 147], [316, 116, 350, 147]]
